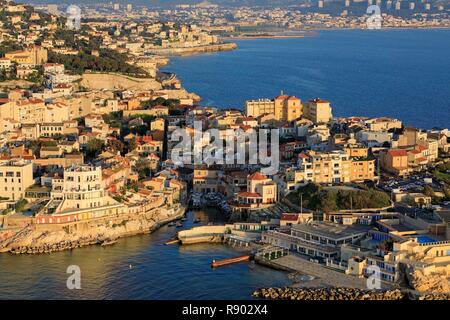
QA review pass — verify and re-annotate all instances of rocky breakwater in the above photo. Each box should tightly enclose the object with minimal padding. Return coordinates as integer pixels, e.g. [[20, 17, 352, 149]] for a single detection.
[[418, 293, 450, 300], [252, 287, 406, 300], [9, 235, 116, 254]]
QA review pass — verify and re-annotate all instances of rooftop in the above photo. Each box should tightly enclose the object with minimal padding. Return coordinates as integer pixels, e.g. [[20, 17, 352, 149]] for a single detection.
[[291, 221, 369, 240]]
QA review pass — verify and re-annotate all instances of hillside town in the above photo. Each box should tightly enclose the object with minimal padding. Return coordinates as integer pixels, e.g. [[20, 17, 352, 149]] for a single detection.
[[0, 0, 450, 297]]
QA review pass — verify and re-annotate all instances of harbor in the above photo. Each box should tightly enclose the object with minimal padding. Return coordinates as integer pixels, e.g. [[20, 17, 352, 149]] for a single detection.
[[0, 208, 292, 299]]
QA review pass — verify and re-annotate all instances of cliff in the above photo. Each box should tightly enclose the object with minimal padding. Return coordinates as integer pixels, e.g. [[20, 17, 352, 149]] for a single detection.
[[80, 73, 162, 91]]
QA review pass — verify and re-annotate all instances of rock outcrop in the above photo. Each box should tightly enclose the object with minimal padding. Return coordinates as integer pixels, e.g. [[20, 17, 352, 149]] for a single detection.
[[408, 269, 450, 294]]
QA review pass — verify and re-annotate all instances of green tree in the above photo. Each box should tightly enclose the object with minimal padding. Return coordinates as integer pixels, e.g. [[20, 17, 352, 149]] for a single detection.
[[86, 138, 104, 157]]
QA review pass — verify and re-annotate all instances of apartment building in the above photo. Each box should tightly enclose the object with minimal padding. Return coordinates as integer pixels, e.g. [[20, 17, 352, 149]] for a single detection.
[[245, 95, 302, 122], [0, 98, 46, 125], [365, 117, 402, 131], [381, 149, 410, 176], [193, 166, 222, 193], [0, 160, 34, 201], [304, 98, 333, 124], [294, 150, 375, 184], [21, 121, 78, 139], [36, 165, 124, 224]]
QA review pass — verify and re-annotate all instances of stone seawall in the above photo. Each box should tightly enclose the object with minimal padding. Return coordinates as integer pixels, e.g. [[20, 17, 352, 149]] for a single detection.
[[145, 43, 237, 56]]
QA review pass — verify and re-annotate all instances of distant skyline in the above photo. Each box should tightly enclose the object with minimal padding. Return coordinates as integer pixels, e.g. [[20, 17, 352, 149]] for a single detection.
[[22, 0, 308, 7], [21, 0, 450, 10]]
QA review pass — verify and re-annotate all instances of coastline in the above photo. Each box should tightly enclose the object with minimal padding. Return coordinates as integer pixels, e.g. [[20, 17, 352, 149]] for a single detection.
[[1, 204, 187, 255], [145, 42, 237, 56], [223, 26, 450, 41]]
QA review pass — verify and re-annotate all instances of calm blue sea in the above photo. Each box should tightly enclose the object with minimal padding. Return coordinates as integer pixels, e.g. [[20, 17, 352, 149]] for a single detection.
[[0, 210, 290, 299], [163, 29, 450, 129]]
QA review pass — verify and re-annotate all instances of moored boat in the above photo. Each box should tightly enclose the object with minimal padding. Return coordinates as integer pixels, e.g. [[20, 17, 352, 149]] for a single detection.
[[211, 255, 252, 268]]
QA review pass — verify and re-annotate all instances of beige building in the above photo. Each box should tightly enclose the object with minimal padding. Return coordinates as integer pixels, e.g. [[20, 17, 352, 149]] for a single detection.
[[50, 165, 119, 212], [245, 95, 302, 122], [232, 172, 277, 212], [193, 166, 221, 193], [348, 238, 450, 283], [123, 105, 169, 118], [381, 149, 410, 176], [0, 160, 34, 201], [365, 117, 402, 131], [294, 150, 375, 184], [304, 98, 333, 124], [150, 118, 165, 131], [36, 165, 124, 224], [5, 46, 48, 66]]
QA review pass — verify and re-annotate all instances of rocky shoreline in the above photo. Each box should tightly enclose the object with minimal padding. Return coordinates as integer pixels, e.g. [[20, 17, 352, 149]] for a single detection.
[[9, 235, 116, 254], [145, 42, 237, 56], [252, 287, 450, 300], [2, 206, 186, 255]]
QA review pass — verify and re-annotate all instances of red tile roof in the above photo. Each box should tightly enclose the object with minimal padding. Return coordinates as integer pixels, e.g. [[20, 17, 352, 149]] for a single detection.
[[248, 172, 267, 181], [237, 192, 261, 198], [281, 213, 299, 221], [388, 149, 408, 157]]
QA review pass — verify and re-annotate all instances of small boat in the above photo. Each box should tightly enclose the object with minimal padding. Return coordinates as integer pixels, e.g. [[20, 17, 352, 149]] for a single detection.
[[165, 235, 180, 245], [181, 217, 187, 221], [101, 239, 118, 247], [193, 218, 201, 224], [175, 221, 183, 228], [211, 255, 252, 268], [168, 222, 176, 227]]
